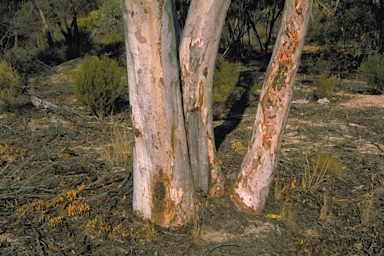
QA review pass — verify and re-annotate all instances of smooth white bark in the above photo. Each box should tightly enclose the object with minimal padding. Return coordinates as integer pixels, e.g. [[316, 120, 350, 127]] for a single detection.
[[123, 0, 194, 227]]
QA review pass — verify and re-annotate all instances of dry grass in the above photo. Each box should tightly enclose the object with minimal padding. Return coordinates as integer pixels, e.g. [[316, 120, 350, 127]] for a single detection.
[[273, 175, 288, 200], [191, 204, 202, 244], [300, 151, 344, 193], [231, 141, 247, 153], [319, 193, 328, 220], [102, 121, 132, 170], [278, 200, 296, 227], [359, 192, 374, 226], [358, 175, 384, 226], [301, 151, 328, 192], [84, 215, 158, 241]]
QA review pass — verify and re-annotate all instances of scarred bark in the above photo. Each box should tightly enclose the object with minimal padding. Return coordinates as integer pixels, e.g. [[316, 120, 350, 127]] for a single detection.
[[179, 0, 230, 197], [122, 0, 194, 227], [230, 0, 313, 214]]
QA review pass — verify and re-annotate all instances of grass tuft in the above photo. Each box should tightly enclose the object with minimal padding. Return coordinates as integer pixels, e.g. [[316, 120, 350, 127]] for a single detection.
[[300, 151, 344, 193], [102, 122, 132, 170]]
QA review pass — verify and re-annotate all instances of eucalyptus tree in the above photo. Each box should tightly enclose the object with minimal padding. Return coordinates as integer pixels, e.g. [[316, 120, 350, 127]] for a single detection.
[[122, 0, 312, 226], [230, 0, 313, 213], [122, 0, 230, 227]]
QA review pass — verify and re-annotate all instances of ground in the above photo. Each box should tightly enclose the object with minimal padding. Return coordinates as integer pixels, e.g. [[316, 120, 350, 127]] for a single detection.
[[0, 60, 383, 255]]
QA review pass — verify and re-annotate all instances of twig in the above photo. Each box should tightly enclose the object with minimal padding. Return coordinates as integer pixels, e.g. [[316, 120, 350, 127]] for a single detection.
[[206, 243, 239, 256], [372, 142, 384, 153], [316, 0, 334, 16], [0, 123, 12, 130], [159, 230, 189, 237], [18, 164, 52, 192], [34, 229, 45, 256], [0, 156, 34, 188], [117, 172, 132, 189], [0, 163, 10, 176], [30, 95, 61, 110]]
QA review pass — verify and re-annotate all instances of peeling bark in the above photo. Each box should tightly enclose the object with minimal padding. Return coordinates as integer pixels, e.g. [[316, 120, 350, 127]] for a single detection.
[[179, 0, 230, 197], [230, 0, 313, 214]]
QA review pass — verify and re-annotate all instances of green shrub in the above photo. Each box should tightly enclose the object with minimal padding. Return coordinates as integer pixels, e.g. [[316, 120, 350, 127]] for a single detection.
[[358, 53, 384, 94], [313, 75, 338, 100], [72, 55, 124, 118], [0, 61, 28, 111], [212, 55, 240, 118]]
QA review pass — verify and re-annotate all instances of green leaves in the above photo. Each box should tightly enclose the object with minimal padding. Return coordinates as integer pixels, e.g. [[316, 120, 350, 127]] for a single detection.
[[72, 56, 124, 118], [359, 53, 384, 94]]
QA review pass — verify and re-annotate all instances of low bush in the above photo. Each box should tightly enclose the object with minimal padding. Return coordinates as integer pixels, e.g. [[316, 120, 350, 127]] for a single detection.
[[0, 61, 28, 111], [72, 55, 124, 118], [313, 75, 339, 100], [4, 47, 50, 75], [212, 55, 240, 118], [358, 53, 384, 94]]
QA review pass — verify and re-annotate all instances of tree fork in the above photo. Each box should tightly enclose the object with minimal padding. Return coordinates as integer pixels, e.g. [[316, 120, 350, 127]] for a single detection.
[[123, 0, 194, 227]]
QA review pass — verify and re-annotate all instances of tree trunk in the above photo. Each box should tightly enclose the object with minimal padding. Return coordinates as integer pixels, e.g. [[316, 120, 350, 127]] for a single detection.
[[230, 0, 312, 214], [376, 1, 384, 53], [179, 0, 230, 197], [122, 0, 194, 227], [32, 0, 54, 48]]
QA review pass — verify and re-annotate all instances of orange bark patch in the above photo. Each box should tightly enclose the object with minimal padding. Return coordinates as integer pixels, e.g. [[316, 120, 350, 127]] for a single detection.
[[229, 188, 256, 214], [296, 0, 303, 10], [151, 168, 175, 227], [279, 51, 290, 62]]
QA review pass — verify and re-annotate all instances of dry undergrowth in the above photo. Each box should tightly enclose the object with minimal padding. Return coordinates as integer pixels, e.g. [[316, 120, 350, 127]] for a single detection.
[[84, 215, 157, 242], [0, 142, 26, 164], [300, 150, 345, 193], [358, 175, 384, 226], [102, 120, 132, 170], [272, 144, 345, 227], [17, 184, 90, 228]]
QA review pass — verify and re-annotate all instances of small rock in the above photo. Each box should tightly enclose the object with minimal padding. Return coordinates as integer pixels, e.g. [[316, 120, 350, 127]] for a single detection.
[[318, 98, 330, 104]]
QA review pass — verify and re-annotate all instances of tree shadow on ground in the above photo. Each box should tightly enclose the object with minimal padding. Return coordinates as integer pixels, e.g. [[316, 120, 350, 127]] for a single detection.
[[214, 70, 264, 149]]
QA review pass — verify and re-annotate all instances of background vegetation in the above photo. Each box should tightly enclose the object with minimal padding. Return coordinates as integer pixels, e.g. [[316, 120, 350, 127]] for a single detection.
[[0, 60, 28, 111]]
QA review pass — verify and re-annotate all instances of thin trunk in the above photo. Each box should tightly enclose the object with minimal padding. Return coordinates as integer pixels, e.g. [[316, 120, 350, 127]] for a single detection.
[[263, 3, 283, 55], [14, 30, 17, 48], [70, 16, 80, 57], [32, 0, 53, 48], [248, 17, 265, 54], [377, 1, 384, 53], [179, 0, 230, 197], [122, 0, 194, 227], [230, 0, 312, 214]]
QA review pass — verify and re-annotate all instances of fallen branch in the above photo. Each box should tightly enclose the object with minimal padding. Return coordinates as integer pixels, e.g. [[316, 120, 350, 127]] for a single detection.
[[29, 95, 98, 120], [30, 95, 61, 110]]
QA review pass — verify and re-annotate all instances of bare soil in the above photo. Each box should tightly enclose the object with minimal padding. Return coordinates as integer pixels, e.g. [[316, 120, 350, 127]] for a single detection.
[[0, 62, 383, 255]]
